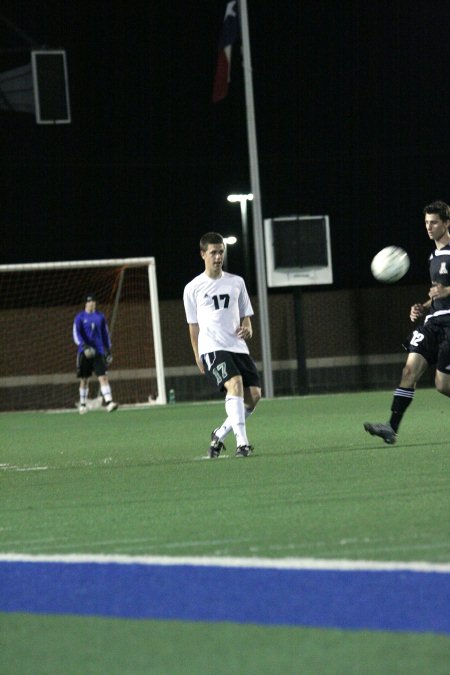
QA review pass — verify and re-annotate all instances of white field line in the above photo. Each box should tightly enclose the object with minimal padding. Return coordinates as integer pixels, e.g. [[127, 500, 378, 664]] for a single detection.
[[0, 553, 449, 573], [0, 465, 48, 472], [0, 538, 253, 551]]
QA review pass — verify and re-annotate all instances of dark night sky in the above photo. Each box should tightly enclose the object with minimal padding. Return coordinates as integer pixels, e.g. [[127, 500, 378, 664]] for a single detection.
[[1, 1, 449, 299]]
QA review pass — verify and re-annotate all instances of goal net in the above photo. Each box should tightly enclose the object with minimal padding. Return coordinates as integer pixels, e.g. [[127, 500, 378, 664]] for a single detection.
[[0, 258, 166, 412]]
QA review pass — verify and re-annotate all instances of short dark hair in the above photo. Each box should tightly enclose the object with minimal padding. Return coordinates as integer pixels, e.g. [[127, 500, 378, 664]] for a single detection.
[[199, 232, 224, 251], [423, 200, 450, 221]]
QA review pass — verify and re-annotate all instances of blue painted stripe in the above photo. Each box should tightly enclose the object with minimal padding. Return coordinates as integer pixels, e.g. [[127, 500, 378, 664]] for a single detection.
[[1, 561, 449, 633]]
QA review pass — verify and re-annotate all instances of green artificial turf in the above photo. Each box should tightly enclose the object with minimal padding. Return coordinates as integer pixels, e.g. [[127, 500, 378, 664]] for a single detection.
[[1, 389, 449, 674], [1, 613, 449, 675], [1, 390, 448, 561]]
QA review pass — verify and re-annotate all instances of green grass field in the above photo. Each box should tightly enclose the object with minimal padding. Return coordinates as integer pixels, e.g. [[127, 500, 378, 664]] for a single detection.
[[1, 389, 449, 674]]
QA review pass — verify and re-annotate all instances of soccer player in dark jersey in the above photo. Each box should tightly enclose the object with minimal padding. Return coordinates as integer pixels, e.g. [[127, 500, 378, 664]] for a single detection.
[[364, 200, 450, 444], [73, 294, 118, 414]]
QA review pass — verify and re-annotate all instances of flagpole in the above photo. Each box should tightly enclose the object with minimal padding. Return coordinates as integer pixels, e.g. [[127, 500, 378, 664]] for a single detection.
[[238, 0, 274, 398]]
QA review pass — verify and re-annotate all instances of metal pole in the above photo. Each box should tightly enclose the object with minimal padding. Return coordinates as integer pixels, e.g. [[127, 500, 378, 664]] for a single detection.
[[148, 262, 167, 404], [240, 199, 250, 281], [293, 288, 309, 395], [238, 0, 274, 397]]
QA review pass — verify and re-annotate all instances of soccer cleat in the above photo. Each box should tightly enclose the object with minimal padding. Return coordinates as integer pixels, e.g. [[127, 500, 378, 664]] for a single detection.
[[235, 444, 253, 457], [363, 422, 397, 445], [79, 404, 87, 415], [208, 429, 226, 458], [106, 401, 118, 413]]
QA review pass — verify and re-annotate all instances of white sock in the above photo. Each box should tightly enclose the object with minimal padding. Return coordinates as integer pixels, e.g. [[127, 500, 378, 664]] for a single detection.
[[215, 407, 254, 441], [101, 385, 113, 403], [224, 395, 249, 447], [79, 388, 88, 405]]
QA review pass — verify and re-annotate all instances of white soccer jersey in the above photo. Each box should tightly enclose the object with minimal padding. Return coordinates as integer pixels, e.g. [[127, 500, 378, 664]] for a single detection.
[[183, 271, 254, 356]]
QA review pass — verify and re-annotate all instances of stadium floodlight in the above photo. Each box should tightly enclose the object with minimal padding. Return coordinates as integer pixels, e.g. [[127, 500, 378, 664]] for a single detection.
[[226, 194, 254, 203], [227, 194, 253, 278]]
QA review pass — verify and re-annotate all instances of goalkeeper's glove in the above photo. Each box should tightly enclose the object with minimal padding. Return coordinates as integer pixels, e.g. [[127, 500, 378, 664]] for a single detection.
[[104, 350, 113, 366], [83, 346, 96, 359]]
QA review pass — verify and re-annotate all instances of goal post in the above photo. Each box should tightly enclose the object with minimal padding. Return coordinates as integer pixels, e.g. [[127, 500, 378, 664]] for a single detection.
[[0, 257, 167, 412]]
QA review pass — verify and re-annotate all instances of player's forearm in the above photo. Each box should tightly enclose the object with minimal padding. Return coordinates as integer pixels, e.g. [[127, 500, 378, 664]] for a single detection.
[[73, 323, 85, 347], [410, 299, 432, 322], [190, 341, 199, 361], [429, 283, 450, 301], [102, 321, 112, 350], [238, 316, 253, 339], [188, 324, 204, 372], [188, 324, 200, 359]]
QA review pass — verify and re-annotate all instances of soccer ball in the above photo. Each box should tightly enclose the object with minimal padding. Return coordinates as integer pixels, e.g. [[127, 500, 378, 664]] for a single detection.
[[370, 246, 410, 283], [83, 346, 96, 359]]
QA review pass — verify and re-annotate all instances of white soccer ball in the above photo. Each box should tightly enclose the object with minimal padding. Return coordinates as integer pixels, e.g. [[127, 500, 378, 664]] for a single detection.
[[370, 246, 410, 283]]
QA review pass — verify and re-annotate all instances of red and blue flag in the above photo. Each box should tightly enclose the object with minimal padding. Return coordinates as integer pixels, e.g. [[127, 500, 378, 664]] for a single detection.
[[212, 1, 239, 102]]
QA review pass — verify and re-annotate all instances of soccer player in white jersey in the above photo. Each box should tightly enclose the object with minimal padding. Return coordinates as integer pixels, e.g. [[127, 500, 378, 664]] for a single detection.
[[73, 294, 118, 414], [365, 200, 450, 444], [183, 232, 261, 457]]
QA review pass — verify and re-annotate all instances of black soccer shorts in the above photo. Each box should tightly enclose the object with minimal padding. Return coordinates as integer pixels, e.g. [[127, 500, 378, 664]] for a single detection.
[[201, 350, 261, 392], [76, 352, 108, 378], [406, 323, 450, 373]]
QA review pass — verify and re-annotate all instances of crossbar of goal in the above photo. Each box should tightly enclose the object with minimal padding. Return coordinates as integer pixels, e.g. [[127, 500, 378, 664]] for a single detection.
[[0, 258, 157, 272]]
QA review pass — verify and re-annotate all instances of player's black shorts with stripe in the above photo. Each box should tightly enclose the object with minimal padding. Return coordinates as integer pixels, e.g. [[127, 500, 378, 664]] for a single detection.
[[77, 352, 108, 378], [201, 350, 261, 392], [405, 322, 450, 373]]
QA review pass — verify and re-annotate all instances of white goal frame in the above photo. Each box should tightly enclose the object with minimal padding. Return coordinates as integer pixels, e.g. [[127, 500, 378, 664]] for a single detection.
[[0, 257, 167, 407]]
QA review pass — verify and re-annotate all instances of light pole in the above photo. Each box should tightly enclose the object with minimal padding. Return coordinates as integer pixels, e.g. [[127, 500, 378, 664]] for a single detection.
[[223, 235, 237, 271], [227, 193, 253, 279]]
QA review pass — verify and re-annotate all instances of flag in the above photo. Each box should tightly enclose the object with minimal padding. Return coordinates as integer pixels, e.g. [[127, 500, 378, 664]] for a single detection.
[[212, 1, 239, 103]]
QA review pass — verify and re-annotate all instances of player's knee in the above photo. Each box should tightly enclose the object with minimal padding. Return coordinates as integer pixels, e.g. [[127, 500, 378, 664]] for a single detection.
[[401, 364, 412, 380], [435, 375, 450, 396], [251, 388, 262, 407], [401, 363, 419, 386], [225, 376, 243, 397], [244, 388, 261, 412]]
